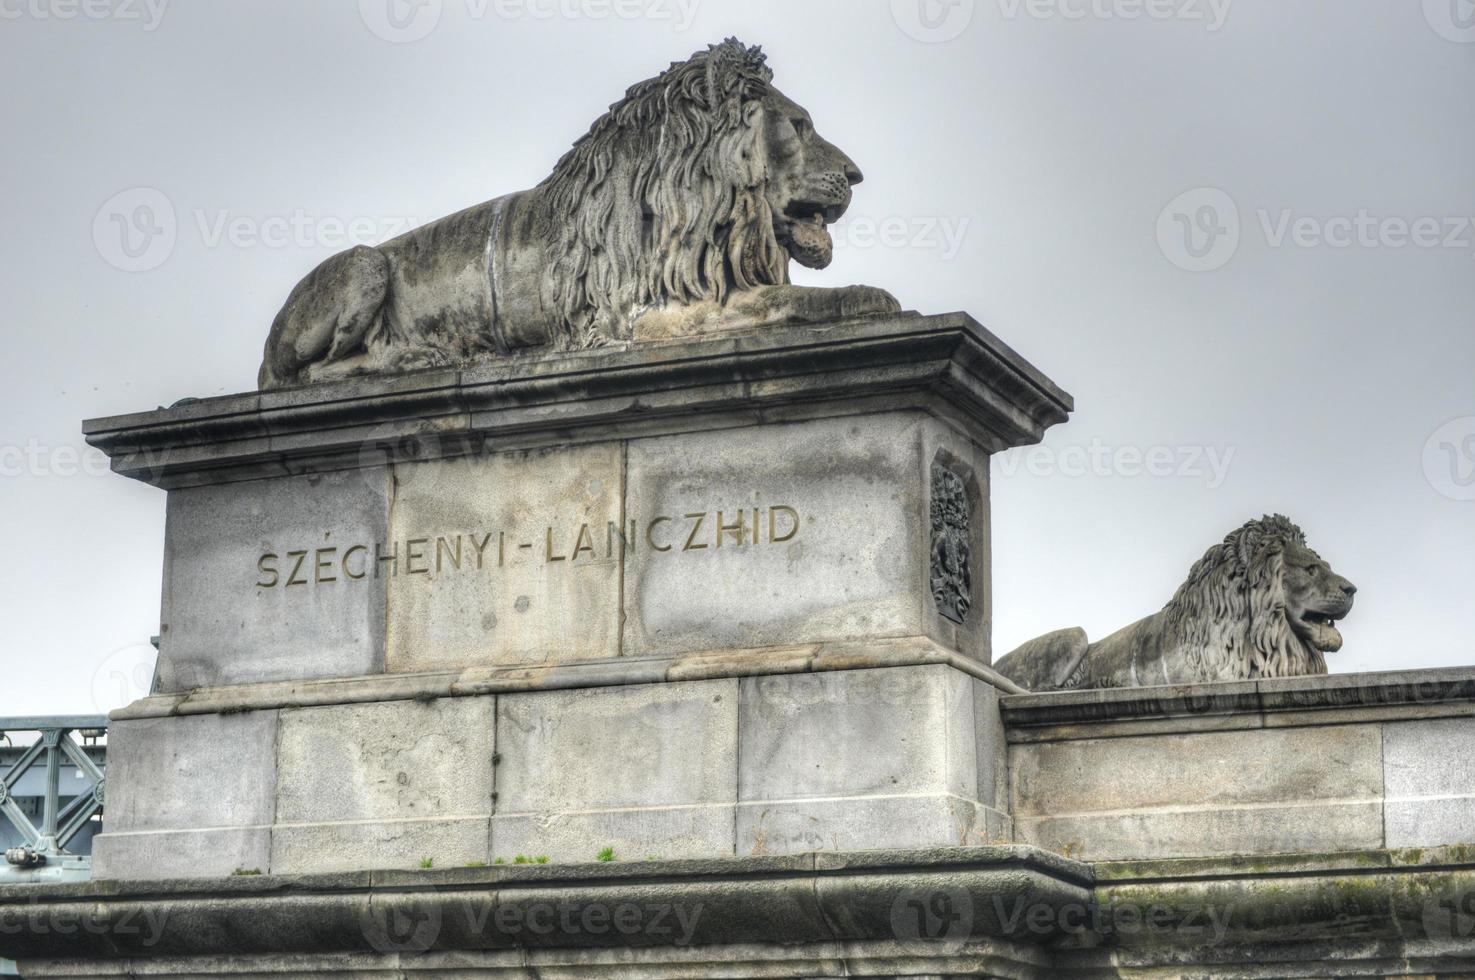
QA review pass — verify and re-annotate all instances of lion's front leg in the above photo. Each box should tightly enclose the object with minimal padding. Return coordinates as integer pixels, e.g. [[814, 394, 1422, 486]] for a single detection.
[[728, 284, 902, 325], [631, 285, 902, 342]]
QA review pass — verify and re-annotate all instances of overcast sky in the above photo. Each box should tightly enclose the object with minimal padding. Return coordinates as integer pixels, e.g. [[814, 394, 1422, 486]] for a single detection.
[[1, 0, 1471, 717]]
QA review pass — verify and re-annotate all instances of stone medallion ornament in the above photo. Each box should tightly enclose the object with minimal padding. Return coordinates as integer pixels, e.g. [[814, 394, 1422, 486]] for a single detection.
[[930, 463, 973, 625], [258, 38, 900, 389]]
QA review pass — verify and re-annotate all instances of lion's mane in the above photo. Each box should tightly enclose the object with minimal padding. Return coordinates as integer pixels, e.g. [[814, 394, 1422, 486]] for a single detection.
[[538, 38, 791, 349], [1164, 514, 1324, 680]]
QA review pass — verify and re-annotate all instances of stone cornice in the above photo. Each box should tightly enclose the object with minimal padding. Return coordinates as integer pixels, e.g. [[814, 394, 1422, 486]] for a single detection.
[[109, 637, 1026, 722], [0, 846, 1092, 961], [1001, 666, 1475, 742], [82, 312, 1073, 489]]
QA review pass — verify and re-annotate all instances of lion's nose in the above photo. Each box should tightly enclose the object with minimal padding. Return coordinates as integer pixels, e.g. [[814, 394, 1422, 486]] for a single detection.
[[844, 161, 864, 186], [1339, 579, 1357, 598]]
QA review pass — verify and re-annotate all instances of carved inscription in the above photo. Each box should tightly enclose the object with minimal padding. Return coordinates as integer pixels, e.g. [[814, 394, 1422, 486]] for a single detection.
[[930, 465, 972, 625], [255, 506, 800, 589]]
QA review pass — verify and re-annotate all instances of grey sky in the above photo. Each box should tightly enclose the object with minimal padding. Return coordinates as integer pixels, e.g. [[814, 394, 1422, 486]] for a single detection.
[[1, 0, 1471, 717]]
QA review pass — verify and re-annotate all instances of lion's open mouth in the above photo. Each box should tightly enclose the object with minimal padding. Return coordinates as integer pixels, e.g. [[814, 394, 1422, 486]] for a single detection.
[[776, 199, 846, 270], [1298, 609, 1345, 652]]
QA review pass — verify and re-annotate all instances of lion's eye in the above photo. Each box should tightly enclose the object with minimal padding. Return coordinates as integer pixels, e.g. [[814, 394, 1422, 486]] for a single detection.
[[791, 117, 810, 138]]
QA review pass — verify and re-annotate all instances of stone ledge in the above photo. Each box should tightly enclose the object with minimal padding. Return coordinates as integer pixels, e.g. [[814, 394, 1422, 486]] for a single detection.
[[9, 846, 1475, 976], [1001, 666, 1475, 742], [0, 846, 1092, 962], [109, 636, 1025, 721], [82, 312, 1073, 489]]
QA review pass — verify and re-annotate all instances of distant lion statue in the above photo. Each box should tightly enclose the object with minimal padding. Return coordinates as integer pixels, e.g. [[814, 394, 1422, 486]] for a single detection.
[[994, 515, 1357, 691], [258, 38, 900, 389]]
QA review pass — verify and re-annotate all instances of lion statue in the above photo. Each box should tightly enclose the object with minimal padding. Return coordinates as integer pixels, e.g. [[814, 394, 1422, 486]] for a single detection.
[[258, 39, 900, 389], [994, 515, 1357, 691]]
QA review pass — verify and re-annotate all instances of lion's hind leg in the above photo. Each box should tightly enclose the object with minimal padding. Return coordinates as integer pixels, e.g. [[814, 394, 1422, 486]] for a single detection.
[[258, 244, 390, 389]]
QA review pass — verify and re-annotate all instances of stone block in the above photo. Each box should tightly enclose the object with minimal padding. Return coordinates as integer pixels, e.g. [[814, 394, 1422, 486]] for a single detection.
[[622, 414, 931, 659], [90, 827, 272, 881], [92, 712, 278, 880], [1383, 716, 1475, 848], [1009, 724, 1385, 861], [738, 666, 982, 802], [734, 666, 1008, 854], [491, 806, 736, 864], [738, 795, 1007, 856], [385, 444, 625, 672], [271, 697, 496, 873], [493, 680, 739, 860], [158, 470, 389, 691]]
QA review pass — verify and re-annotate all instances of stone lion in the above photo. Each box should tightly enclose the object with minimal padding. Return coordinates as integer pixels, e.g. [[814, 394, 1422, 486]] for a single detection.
[[994, 515, 1357, 691], [258, 39, 900, 389]]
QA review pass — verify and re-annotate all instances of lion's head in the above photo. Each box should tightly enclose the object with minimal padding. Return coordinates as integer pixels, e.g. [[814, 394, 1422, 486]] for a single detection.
[[538, 39, 865, 348], [1167, 515, 1357, 679]]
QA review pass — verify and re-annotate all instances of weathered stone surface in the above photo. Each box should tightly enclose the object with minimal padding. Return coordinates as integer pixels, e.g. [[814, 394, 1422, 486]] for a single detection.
[[92, 712, 278, 879], [0, 846, 1094, 970], [158, 470, 389, 692], [1010, 724, 1385, 861], [623, 414, 991, 662], [271, 697, 496, 874], [493, 680, 739, 861], [257, 40, 900, 389], [735, 666, 1008, 854], [384, 445, 623, 672], [1383, 716, 1475, 848], [995, 515, 1357, 691]]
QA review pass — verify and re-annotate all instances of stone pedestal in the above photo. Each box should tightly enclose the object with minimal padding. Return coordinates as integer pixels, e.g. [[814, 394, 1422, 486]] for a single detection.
[[78, 312, 1072, 881]]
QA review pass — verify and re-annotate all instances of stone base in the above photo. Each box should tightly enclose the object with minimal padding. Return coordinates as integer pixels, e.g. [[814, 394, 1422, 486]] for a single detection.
[[7, 845, 1475, 978], [93, 658, 1012, 879]]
